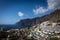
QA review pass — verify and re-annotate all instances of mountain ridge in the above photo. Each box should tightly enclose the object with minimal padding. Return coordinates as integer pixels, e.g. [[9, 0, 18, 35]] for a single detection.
[[16, 10, 60, 28], [0, 10, 60, 29]]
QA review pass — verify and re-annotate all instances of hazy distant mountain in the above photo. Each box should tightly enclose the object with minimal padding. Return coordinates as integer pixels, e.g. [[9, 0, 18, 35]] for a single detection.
[[0, 24, 20, 30]]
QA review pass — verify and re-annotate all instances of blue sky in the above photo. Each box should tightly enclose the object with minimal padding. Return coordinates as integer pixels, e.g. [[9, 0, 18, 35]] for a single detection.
[[0, 0, 56, 24]]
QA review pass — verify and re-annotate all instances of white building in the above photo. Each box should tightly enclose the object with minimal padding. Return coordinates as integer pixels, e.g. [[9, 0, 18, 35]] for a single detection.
[[40, 21, 60, 33]]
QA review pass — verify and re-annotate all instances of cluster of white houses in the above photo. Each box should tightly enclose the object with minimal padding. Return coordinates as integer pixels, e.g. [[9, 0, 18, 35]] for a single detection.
[[29, 10, 60, 40], [40, 20, 60, 33]]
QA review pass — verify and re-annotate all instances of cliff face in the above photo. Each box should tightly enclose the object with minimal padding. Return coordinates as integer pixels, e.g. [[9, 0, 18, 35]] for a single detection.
[[16, 15, 50, 28], [49, 10, 60, 22], [16, 10, 60, 28]]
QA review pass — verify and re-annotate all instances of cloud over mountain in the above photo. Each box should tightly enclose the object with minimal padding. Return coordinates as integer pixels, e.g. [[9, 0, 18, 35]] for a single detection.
[[33, 0, 60, 14], [47, 0, 60, 10]]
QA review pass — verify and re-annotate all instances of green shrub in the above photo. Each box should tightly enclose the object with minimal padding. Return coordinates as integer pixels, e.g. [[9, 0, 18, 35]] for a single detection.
[[50, 37, 59, 40]]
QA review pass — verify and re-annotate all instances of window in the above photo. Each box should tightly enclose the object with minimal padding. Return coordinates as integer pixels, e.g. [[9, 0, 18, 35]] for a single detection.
[[57, 20, 60, 22], [46, 24, 52, 26], [57, 24, 60, 26]]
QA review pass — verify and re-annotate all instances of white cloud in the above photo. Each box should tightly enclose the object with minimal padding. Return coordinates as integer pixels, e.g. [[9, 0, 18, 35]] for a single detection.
[[33, 7, 48, 14], [33, 0, 60, 14], [47, 0, 60, 10], [18, 12, 24, 17]]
